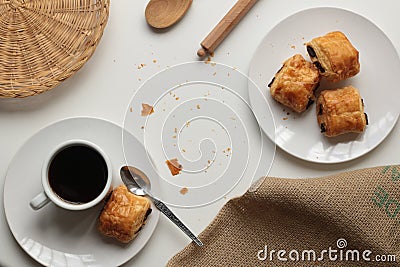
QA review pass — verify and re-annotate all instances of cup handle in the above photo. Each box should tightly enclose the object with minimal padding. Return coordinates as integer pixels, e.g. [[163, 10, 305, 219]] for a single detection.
[[30, 192, 51, 210]]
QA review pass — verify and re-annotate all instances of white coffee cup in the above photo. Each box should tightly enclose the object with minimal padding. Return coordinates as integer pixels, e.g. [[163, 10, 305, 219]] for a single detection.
[[30, 140, 112, 211]]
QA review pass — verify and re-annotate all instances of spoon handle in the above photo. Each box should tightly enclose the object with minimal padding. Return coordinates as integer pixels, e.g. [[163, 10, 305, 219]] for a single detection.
[[151, 197, 204, 247]]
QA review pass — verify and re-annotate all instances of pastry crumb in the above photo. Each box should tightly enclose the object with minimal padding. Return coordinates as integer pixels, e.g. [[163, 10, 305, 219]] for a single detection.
[[166, 158, 182, 176], [180, 187, 188, 195], [222, 147, 232, 157], [283, 117, 288, 120], [204, 55, 216, 66], [141, 103, 154, 116], [137, 63, 146, 70]]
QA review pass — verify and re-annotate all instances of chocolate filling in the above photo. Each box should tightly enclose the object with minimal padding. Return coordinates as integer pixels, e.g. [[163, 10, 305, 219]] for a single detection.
[[307, 46, 317, 58], [318, 104, 323, 115], [268, 65, 284, 88], [364, 113, 369, 125], [134, 208, 153, 234], [313, 61, 325, 73], [306, 99, 314, 109], [267, 77, 275, 87], [306, 46, 325, 73], [145, 208, 152, 218], [135, 226, 143, 234], [320, 123, 326, 133]]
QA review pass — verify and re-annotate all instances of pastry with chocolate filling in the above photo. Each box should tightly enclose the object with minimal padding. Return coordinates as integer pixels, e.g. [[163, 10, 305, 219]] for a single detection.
[[268, 54, 321, 113], [306, 31, 360, 82], [98, 185, 152, 243], [316, 86, 368, 137]]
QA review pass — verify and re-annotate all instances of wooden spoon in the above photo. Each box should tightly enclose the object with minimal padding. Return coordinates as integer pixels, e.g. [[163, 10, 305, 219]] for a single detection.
[[145, 0, 193, 29]]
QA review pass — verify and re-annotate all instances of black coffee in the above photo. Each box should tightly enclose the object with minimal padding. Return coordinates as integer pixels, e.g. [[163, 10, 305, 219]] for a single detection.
[[48, 145, 108, 204]]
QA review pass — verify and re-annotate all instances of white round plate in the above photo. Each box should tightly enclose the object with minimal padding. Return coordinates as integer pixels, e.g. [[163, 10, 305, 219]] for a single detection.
[[249, 7, 400, 163], [123, 61, 276, 208], [3, 117, 160, 267]]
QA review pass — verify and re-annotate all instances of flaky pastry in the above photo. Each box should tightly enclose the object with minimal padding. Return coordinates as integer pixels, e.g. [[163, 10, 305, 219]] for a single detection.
[[98, 185, 152, 243], [268, 54, 320, 113], [316, 86, 368, 137], [306, 31, 360, 82]]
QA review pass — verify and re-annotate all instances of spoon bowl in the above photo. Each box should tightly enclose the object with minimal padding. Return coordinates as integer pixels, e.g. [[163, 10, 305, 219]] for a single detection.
[[120, 165, 203, 246], [145, 0, 192, 29], [120, 165, 151, 196]]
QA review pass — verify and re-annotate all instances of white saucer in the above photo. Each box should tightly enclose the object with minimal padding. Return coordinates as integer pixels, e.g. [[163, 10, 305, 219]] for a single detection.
[[3, 117, 160, 267], [249, 7, 400, 163]]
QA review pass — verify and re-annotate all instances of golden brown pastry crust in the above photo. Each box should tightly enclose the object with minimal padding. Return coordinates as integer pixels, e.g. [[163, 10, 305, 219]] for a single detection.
[[306, 31, 360, 82], [316, 86, 367, 137], [269, 54, 320, 113], [98, 185, 152, 243]]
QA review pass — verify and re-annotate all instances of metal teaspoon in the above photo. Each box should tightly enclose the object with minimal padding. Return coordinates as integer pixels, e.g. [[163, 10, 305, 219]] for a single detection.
[[120, 166, 203, 246]]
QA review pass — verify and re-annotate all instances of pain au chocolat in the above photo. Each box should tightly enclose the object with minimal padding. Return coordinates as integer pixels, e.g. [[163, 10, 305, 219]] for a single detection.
[[316, 86, 368, 137], [306, 31, 360, 82], [268, 54, 321, 113], [98, 185, 152, 243]]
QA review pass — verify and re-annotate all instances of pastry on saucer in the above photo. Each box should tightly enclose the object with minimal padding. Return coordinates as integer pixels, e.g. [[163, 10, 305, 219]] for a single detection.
[[98, 185, 152, 243]]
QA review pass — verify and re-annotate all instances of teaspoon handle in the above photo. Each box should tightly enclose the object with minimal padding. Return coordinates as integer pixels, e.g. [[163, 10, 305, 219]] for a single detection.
[[151, 198, 203, 247]]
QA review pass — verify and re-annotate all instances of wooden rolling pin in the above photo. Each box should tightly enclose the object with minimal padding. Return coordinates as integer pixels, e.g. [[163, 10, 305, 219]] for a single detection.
[[197, 0, 258, 57]]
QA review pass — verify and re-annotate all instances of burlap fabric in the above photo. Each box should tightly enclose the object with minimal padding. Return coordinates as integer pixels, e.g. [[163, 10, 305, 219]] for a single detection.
[[167, 165, 400, 266]]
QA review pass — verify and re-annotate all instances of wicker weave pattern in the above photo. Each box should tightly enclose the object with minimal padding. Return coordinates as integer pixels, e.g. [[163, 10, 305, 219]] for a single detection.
[[0, 0, 110, 98]]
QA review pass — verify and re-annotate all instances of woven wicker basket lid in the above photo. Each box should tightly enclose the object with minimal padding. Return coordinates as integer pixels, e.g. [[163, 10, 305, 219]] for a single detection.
[[0, 0, 110, 98]]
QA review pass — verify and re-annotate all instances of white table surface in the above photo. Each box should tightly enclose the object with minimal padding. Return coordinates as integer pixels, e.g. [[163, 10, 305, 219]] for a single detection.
[[1, 0, 399, 266]]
